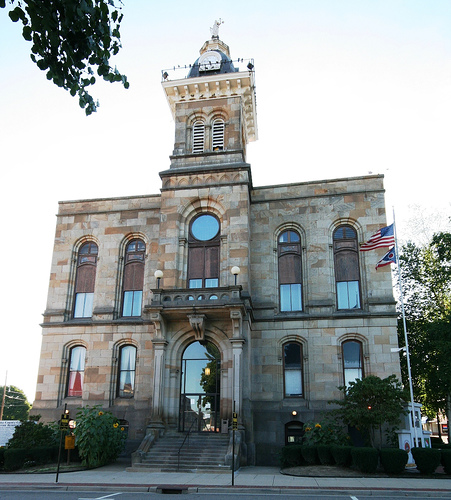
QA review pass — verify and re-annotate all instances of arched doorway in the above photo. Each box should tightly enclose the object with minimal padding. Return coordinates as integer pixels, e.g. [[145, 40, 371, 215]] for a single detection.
[[179, 341, 220, 432]]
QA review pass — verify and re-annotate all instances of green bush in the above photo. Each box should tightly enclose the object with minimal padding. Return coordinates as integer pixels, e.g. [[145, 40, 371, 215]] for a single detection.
[[301, 445, 318, 465], [351, 447, 379, 473], [4, 448, 27, 471], [431, 437, 445, 448], [411, 447, 441, 474], [379, 448, 408, 474], [74, 406, 126, 468], [279, 445, 304, 468], [330, 445, 353, 467], [441, 449, 451, 474], [7, 417, 58, 449], [303, 418, 349, 446], [0, 447, 5, 469], [317, 445, 333, 465]]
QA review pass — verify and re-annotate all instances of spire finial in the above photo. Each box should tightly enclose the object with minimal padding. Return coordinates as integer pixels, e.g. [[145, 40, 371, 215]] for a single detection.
[[210, 19, 224, 39]]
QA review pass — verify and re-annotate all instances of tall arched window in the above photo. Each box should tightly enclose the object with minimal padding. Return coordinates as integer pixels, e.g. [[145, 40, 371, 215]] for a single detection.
[[192, 121, 205, 153], [333, 226, 361, 310], [73, 242, 98, 318], [187, 214, 220, 288], [66, 346, 86, 397], [342, 340, 364, 387], [122, 239, 145, 317], [283, 342, 303, 397], [278, 230, 302, 312], [212, 118, 225, 151], [117, 345, 137, 398]]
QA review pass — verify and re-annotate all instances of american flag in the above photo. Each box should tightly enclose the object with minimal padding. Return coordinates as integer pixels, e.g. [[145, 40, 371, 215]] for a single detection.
[[360, 223, 395, 251]]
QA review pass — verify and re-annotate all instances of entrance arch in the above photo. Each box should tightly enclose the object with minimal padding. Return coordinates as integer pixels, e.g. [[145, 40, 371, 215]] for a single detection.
[[179, 341, 220, 432]]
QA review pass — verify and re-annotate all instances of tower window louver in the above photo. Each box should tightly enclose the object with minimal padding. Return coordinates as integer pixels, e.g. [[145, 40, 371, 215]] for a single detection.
[[212, 119, 225, 151], [192, 121, 205, 153]]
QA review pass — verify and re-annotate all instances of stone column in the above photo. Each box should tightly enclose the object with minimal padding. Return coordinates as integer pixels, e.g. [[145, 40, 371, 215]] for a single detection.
[[148, 313, 167, 433]]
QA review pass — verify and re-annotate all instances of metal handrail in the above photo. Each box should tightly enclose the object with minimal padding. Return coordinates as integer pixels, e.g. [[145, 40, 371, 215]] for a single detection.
[[177, 418, 197, 471]]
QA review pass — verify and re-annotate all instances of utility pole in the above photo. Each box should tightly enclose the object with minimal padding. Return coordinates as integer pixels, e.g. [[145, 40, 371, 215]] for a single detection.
[[0, 371, 7, 421]]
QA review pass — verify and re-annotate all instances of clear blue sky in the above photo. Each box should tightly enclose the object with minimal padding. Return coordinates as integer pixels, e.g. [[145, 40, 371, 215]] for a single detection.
[[0, 0, 450, 401]]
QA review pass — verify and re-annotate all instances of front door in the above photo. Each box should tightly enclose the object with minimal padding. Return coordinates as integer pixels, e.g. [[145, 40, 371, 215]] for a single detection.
[[179, 341, 220, 432]]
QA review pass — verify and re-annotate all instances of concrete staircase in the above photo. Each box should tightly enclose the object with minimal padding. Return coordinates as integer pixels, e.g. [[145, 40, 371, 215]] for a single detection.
[[131, 432, 230, 472]]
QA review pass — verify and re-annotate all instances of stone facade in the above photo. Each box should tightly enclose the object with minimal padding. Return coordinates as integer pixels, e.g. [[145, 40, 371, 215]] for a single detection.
[[33, 35, 401, 466]]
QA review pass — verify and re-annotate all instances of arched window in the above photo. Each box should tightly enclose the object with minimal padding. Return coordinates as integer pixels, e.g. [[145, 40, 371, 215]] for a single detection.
[[188, 214, 220, 288], [192, 121, 205, 153], [212, 119, 225, 151], [333, 226, 361, 310], [122, 239, 145, 317], [283, 342, 303, 397], [117, 345, 137, 398], [73, 242, 98, 318], [342, 340, 364, 387], [67, 346, 86, 397], [278, 230, 302, 312]]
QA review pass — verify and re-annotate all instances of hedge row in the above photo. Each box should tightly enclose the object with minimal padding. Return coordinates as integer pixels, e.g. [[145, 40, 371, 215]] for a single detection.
[[2, 446, 61, 471], [281, 445, 451, 474]]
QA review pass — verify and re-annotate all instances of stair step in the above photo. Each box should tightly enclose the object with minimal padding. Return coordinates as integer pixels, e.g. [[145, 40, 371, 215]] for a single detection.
[[135, 432, 230, 473]]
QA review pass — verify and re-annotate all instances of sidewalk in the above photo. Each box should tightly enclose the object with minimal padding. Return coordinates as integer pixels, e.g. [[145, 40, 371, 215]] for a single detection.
[[1, 461, 451, 495]]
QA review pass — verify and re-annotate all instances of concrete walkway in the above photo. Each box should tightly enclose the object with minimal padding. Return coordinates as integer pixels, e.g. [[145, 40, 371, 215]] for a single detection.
[[1, 462, 451, 494]]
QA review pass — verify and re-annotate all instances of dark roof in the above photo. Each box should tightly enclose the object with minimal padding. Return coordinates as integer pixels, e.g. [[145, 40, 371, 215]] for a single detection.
[[187, 51, 238, 78]]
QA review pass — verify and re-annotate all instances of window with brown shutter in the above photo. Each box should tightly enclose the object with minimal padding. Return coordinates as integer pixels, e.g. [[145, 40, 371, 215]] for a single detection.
[[278, 230, 302, 312], [73, 242, 98, 318], [122, 239, 145, 317], [333, 226, 361, 309], [188, 214, 220, 288]]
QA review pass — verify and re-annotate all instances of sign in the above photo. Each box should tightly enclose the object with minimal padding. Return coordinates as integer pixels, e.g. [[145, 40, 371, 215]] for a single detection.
[[0, 420, 20, 447], [65, 435, 75, 450], [232, 412, 238, 430], [60, 413, 70, 430]]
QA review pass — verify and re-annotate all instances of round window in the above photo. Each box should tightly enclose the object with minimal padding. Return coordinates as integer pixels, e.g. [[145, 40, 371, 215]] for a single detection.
[[191, 214, 219, 241]]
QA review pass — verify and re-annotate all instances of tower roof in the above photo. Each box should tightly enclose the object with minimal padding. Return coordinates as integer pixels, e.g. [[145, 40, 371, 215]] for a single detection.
[[187, 38, 238, 78]]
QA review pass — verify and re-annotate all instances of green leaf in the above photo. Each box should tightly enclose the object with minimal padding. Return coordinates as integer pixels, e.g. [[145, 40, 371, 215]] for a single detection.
[[9, 7, 23, 22]]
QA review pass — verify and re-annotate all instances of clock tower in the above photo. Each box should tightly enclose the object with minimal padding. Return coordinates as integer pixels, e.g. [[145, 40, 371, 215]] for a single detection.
[[161, 24, 257, 175]]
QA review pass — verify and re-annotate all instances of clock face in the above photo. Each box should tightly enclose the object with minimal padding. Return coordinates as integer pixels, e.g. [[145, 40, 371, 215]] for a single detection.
[[199, 51, 221, 71]]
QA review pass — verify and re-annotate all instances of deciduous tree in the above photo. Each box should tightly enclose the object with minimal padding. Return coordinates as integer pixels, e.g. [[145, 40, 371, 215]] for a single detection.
[[0, 385, 31, 421], [397, 230, 451, 423], [329, 375, 408, 449], [1, 0, 129, 115]]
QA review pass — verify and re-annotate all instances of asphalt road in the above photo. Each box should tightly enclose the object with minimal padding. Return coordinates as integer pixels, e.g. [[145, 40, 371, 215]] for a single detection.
[[0, 491, 450, 500]]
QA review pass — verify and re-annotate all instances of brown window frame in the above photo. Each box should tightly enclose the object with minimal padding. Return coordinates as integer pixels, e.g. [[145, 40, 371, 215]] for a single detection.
[[283, 342, 304, 398], [333, 225, 361, 310], [342, 340, 364, 387], [278, 230, 302, 312], [73, 242, 98, 318], [122, 239, 145, 317], [187, 213, 220, 288]]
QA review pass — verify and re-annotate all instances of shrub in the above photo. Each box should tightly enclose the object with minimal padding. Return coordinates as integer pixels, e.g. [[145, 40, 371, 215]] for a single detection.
[[4, 448, 27, 471], [351, 447, 379, 473], [379, 448, 408, 474], [7, 416, 58, 449], [331, 445, 352, 467], [301, 445, 318, 465], [317, 444, 333, 465], [411, 447, 441, 474], [279, 445, 304, 468], [0, 447, 5, 469], [431, 437, 445, 448], [303, 418, 348, 446], [74, 405, 126, 468], [441, 449, 451, 474]]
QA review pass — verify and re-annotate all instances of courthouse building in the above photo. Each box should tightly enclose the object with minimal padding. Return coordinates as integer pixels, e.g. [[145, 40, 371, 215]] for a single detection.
[[32, 28, 401, 465]]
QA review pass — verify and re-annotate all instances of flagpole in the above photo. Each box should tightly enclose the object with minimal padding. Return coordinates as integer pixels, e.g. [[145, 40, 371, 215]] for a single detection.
[[392, 208, 419, 447]]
